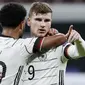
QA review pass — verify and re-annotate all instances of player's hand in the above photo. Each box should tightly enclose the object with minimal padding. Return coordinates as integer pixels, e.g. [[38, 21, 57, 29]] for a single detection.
[[67, 27, 81, 43], [65, 25, 73, 40], [46, 28, 59, 36]]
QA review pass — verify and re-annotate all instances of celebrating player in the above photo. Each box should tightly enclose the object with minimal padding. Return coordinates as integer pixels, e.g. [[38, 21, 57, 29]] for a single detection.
[[0, 2, 72, 85], [20, 2, 85, 85]]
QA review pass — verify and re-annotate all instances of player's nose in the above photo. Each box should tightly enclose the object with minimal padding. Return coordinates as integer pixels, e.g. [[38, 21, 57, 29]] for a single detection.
[[40, 21, 46, 28]]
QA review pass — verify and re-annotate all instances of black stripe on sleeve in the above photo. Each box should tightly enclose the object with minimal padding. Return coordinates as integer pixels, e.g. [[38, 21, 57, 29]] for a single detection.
[[64, 45, 72, 59], [59, 70, 64, 85], [33, 37, 43, 53]]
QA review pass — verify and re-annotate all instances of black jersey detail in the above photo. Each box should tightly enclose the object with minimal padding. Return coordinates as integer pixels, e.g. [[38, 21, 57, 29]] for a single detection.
[[13, 66, 24, 85], [64, 44, 72, 59], [33, 37, 43, 53]]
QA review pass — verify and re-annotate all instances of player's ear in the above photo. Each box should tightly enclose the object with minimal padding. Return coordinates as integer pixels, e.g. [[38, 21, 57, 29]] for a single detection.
[[27, 18, 31, 26], [19, 20, 25, 31]]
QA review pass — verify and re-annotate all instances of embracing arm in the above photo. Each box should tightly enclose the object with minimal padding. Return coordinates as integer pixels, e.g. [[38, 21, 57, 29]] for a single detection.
[[33, 26, 73, 53], [40, 25, 72, 52], [42, 33, 67, 50], [33, 33, 67, 53]]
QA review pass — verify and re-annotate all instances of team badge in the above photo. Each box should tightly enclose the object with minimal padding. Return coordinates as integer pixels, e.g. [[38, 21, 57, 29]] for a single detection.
[[38, 53, 47, 61]]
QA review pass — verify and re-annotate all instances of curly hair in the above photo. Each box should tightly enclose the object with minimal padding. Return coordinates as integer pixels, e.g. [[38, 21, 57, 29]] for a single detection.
[[0, 2, 27, 28]]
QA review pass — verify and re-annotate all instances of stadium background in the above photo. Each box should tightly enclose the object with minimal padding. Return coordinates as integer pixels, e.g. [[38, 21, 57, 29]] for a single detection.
[[0, 0, 85, 85]]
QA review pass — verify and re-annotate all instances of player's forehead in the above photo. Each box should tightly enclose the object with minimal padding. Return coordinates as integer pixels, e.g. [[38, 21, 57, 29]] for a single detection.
[[31, 12, 52, 20]]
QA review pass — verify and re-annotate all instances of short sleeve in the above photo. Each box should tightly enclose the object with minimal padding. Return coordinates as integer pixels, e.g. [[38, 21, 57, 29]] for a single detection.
[[23, 37, 37, 54], [61, 42, 71, 63], [23, 37, 44, 54]]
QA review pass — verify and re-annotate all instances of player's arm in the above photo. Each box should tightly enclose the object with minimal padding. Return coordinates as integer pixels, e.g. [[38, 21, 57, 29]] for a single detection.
[[33, 33, 67, 53], [24, 29, 68, 54], [33, 26, 73, 53], [25, 26, 70, 54], [62, 29, 85, 62]]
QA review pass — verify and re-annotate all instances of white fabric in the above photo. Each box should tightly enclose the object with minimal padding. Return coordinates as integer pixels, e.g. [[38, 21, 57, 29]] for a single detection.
[[0, 36, 37, 85], [19, 44, 68, 85], [19, 32, 85, 85]]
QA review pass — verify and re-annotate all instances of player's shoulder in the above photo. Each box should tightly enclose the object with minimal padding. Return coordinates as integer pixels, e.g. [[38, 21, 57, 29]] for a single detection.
[[13, 37, 38, 48], [18, 37, 38, 43]]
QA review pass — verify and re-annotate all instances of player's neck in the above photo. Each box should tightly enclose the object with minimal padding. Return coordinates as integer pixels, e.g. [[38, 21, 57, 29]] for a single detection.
[[30, 33, 35, 37], [2, 28, 19, 39]]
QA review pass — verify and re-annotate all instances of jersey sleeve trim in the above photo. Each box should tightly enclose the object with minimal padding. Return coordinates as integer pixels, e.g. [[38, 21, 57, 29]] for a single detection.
[[33, 37, 44, 53], [64, 44, 72, 59]]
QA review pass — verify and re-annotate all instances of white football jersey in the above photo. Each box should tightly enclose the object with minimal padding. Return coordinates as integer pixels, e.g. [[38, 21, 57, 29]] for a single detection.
[[0, 35, 42, 85], [20, 44, 69, 85]]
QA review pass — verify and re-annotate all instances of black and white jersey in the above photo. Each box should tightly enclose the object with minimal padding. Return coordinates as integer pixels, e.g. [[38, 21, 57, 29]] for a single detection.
[[0, 35, 43, 85], [20, 43, 70, 85], [18, 36, 85, 85]]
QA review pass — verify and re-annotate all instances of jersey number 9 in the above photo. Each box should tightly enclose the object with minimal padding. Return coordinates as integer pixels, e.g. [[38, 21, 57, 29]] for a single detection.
[[28, 65, 35, 80]]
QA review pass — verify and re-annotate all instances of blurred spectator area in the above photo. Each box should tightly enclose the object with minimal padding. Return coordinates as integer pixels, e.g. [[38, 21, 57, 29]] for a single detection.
[[0, 0, 85, 3]]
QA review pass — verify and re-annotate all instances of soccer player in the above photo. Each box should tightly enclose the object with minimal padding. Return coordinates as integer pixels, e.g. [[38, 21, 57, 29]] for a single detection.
[[20, 2, 85, 85], [0, 2, 72, 85]]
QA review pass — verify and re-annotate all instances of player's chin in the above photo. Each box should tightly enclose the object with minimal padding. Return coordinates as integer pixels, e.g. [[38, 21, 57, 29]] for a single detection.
[[37, 33, 46, 37]]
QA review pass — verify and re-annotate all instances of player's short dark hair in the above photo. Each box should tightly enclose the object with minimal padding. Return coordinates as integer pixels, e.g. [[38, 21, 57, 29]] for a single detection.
[[0, 2, 27, 28], [29, 2, 52, 17]]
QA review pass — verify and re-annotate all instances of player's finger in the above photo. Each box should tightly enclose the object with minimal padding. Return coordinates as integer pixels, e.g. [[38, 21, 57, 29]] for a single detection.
[[52, 28, 59, 34], [68, 30, 80, 42], [68, 25, 73, 35], [49, 29, 54, 35], [46, 29, 53, 36], [68, 30, 75, 42], [66, 25, 73, 39], [48, 28, 59, 35], [70, 32, 78, 42]]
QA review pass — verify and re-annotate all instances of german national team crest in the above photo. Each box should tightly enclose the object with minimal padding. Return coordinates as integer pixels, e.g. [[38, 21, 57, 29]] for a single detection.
[[38, 53, 47, 61]]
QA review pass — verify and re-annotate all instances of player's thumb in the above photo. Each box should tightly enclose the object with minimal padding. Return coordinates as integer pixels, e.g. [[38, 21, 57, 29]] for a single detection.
[[66, 25, 73, 39]]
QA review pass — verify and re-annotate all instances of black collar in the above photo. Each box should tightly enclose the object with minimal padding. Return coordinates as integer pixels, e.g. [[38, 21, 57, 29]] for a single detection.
[[0, 34, 13, 38]]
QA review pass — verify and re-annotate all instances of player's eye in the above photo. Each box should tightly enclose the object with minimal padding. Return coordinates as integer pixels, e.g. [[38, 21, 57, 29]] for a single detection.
[[35, 18, 42, 21], [44, 19, 50, 22]]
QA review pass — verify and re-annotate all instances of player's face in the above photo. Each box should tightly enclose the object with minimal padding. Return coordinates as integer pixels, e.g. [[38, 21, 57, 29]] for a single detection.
[[27, 13, 52, 37]]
